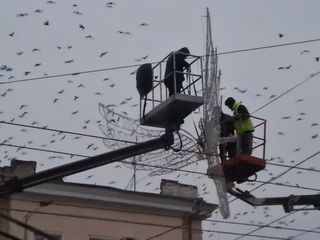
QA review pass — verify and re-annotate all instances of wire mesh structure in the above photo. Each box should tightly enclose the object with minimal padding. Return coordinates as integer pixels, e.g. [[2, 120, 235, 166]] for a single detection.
[[199, 7, 230, 219], [99, 103, 202, 176]]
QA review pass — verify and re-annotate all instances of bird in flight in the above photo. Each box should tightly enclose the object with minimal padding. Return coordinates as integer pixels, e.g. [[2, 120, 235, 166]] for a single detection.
[[278, 65, 292, 70], [233, 87, 247, 93], [106, 2, 116, 8], [300, 50, 310, 55], [139, 22, 148, 27], [99, 51, 108, 57]]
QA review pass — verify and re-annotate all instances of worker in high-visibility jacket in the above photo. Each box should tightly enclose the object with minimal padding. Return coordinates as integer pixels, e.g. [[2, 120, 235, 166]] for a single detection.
[[224, 97, 255, 155]]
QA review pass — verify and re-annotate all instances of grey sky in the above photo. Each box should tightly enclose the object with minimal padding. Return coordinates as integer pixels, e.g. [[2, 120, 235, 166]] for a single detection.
[[1, 0, 320, 239]]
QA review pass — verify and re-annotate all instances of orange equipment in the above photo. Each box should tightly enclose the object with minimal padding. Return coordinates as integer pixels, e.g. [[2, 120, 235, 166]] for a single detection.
[[221, 154, 266, 184]]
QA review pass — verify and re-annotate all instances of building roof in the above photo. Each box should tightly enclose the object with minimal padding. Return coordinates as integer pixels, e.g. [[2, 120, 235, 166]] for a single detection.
[[11, 180, 218, 219]]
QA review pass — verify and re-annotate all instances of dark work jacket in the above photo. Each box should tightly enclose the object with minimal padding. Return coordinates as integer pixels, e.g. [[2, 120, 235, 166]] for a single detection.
[[164, 51, 189, 86]]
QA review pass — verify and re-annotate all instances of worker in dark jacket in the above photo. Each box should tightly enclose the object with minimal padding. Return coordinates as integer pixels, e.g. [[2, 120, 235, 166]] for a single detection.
[[164, 47, 190, 96], [225, 97, 255, 155], [219, 112, 237, 161]]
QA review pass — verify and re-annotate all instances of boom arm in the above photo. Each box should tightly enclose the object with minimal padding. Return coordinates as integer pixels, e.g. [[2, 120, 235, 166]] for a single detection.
[[228, 187, 320, 212], [0, 132, 174, 198]]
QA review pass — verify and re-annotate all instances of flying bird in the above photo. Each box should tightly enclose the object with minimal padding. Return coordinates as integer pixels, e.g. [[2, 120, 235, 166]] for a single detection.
[[64, 59, 74, 64], [117, 31, 131, 35], [139, 22, 148, 27], [79, 24, 85, 30], [43, 20, 50, 26], [16, 13, 29, 17], [278, 33, 284, 38], [73, 11, 83, 15], [99, 51, 108, 57], [300, 50, 310, 55], [106, 2, 116, 7], [233, 87, 247, 93], [278, 65, 292, 70], [87, 143, 94, 149], [85, 35, 94, 39], [34, 9, 43, 13]]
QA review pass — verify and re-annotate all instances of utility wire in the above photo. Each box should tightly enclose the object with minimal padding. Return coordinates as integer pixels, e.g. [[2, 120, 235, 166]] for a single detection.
[[1, 38, 320, 85], [3, 207, 309, 240], [290, 225, 320, 239], [217, 38, 320, 56], [204, 218, 320, 235], [253, 70, 320, 113], [248, 150, 320, 192], [232, 206, 309, 240], [1, 143, 320, 193], [0, 121, 136, 145], [2, 121, 320, 175]]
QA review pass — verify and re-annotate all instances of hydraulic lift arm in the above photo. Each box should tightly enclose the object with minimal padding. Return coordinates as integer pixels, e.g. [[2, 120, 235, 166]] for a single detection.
[[228, 187, 320, 212], [0, 132, 174, 198]]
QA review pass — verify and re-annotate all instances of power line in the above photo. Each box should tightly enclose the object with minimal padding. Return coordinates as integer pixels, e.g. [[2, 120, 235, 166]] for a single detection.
[[232, 206, 310, 240], [290, 225, 320, 239], [253, 70, 320, 113], [2, 120, 320, 176], [217, 38, 320, 56], [2, 143, 320, 193], [0, 121, 136, 145], [0, 63, 141, 85], [1, 38, 320, 85], [204, 218, 320, 235], [2, 143, 319, 239], [3, 207, 308, 240], [249, 150, 320, 192], [212, 150, 320, 217]]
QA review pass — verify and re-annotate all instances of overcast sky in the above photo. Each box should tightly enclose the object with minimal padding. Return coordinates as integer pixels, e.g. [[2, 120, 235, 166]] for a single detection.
[[1, 1, 320, 239]]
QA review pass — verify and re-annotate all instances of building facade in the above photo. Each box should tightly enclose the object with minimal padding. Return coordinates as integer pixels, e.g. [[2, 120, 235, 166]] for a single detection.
[[0, 162, 217, 240]]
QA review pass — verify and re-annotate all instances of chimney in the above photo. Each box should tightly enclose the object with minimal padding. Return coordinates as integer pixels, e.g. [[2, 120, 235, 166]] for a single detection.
[[0, 160, 36, 183], [160, 179, 198, 199]]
